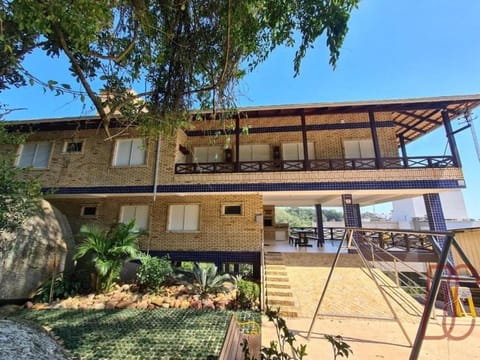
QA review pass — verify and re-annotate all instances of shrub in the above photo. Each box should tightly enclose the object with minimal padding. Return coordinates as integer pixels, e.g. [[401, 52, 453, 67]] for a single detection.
[[34, 273, 82, 303], [137, 254, 173, 292], [237, 278, 260, 310], [176, 263, 234, 298]]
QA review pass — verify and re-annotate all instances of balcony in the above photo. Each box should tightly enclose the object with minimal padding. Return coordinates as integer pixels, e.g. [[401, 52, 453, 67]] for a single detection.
[[175, 155, 455, 174]]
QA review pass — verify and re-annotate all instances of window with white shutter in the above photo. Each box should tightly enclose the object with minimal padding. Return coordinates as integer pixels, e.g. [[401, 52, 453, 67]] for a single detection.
[[17, 142, 53, 169], [120, 205, 149, 231], [113, 139, 146, 166], [281, 142, 314, 160], [343, 140, 375, 159], [168, 204, 200, 231]]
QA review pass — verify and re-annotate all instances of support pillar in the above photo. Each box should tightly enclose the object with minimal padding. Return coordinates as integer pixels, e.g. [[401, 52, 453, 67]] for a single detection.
[[423, 192, 454, 315], [315, 204, 325, 247], [342, 195, 356, 228], [235, 116, 240, 172], [442, 110, 462, 167], [368, 111, 383, 168], [301, 110, 310, 170], [398, 134, 408, 168], [353, 204, 362, 228], [423, 193, 447, 235]]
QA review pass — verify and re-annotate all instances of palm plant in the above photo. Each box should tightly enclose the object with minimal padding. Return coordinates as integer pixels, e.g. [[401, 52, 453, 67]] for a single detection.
[[74, 220, 140, 292]]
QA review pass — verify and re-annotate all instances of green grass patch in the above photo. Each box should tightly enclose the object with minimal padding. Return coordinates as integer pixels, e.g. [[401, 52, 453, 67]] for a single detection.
[[16, 309, 260, 360]]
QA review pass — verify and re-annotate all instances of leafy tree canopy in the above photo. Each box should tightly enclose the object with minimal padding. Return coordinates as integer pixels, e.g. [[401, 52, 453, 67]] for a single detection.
[[0, 114, 42, 232], [0, 0, 358, 136]]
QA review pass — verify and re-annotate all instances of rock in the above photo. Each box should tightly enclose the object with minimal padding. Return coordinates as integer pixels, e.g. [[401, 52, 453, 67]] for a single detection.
[[179, 300, 190, 309], [92, 302, 105, 310], [115, 300, 132, 309], [0, 200, 75, 301], [136, 300, 149, 309], [120, 284, 130, 292], [161, 303, 170, 308], [190, 300, 202, 309], [202, 298, 215, 310], [105, 301, 118, 309], [24, 301, 33, 309], [150, 296, 164, 307]]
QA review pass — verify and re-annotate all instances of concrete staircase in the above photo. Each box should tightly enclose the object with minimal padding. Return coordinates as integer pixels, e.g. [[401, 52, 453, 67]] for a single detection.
[[263, 252, 298, 318]]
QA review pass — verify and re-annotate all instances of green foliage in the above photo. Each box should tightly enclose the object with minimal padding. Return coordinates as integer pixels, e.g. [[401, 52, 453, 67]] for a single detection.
[[136, 254, 173, 293], [242, 307, 307, 360], [324, 335, 352, 359], [242, 308, 352, 360], [74, 220, 140, 292], [323, 209, 343, 222], [236, 278, 260, 310], [0, 120, 42, 232], [34, 272, 82, 303], [275, 207, 344, 227], [177, 263, 234, 298], [1, 0, 358, 134]]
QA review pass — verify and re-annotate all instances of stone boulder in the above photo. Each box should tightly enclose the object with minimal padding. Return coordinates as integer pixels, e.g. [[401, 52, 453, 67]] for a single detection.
[[0, 200, 75, 301]]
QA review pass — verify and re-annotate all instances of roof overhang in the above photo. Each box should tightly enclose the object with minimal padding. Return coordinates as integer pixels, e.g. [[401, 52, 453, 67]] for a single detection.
[[6, 94, 480, 145]]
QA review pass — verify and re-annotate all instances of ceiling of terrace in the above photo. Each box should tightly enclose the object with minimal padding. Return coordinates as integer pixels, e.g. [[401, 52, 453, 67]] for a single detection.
[[261, 188, 455, 207], [237, 94, 480, 146]]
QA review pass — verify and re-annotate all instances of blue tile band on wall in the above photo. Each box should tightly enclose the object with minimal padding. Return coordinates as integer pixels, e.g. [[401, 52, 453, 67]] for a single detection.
[[43, 179, 464, 195]]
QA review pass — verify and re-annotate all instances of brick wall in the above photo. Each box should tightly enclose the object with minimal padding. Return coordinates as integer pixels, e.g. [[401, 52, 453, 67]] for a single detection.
[[9, 111, 461, 189], [49, 193, 263, 252]]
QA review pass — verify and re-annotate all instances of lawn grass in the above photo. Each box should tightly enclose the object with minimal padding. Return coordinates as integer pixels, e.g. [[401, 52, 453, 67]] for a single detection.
[[16, 309, 260, 360]]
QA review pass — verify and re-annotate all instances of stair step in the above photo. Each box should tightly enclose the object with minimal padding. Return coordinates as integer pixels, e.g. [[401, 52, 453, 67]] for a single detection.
[[265, 271, 288, 276], [267, 298, 296, 307], [278, 310, 298, 318], [266, 291, 293, 297], [266, 277, 289, 282], [266, 283, 291, 289]]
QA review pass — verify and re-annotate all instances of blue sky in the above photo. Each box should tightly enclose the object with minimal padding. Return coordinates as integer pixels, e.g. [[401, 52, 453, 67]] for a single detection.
[[3, 1, 480, 218]]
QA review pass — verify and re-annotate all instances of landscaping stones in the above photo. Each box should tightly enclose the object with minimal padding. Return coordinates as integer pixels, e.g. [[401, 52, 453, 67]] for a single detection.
[[31, 283, 240, 311]]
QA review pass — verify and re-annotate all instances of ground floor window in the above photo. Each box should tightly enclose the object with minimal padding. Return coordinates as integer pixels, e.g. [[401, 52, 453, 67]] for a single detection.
[[120, 205, 149, 231], [168, 204, 200, 231]]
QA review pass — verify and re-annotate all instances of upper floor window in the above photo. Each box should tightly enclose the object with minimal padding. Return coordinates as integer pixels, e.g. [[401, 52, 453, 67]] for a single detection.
[[282, 142, 315, 161], [113, 139, 146, 166], [167, 204, 200, 231], [343, 140, 374, 159], [120, 205, 149, 231], [193, 146, 223, 163], [63, 141, 84, 153], [16, 142, 53, 169], [239, 144, 270, 161]]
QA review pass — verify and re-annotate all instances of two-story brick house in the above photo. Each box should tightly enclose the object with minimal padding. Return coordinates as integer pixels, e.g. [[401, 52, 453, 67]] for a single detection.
[[7, 95, 480, 278]]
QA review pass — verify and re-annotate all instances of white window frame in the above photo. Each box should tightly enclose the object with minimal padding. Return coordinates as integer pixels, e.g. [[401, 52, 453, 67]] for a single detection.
[[63, 140, 85, 154], [343, 139, 375, 159], [281, 142, 315, 161], [167, 204, 200, 232], [193, 146, 223, 163], [16, 142, 53, 169], [113, 138, 147, 167], [119, 205, 149, 232], [221, 203, 244, 217], [80, 205, 98, 218], [239, 144, 271, 161]]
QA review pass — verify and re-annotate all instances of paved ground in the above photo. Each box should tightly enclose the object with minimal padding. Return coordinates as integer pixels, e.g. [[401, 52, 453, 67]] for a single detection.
[[262, 243, 480, 359]]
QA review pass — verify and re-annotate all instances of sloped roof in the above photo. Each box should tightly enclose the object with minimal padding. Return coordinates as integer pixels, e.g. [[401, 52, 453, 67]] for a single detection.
[[7, 94, 480, 144]]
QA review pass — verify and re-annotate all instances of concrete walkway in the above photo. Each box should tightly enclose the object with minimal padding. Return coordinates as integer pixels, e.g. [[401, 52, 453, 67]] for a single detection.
[[261, 247, 480, 359]]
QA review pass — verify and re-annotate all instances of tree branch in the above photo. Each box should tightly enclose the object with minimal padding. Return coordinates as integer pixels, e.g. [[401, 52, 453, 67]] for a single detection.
[[54, 25, 111, 137]]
